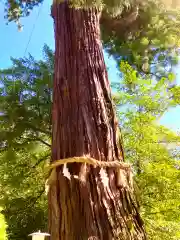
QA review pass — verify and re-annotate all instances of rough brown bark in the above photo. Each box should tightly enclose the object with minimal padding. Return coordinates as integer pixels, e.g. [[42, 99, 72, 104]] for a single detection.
[[49, 2, 146, 239]]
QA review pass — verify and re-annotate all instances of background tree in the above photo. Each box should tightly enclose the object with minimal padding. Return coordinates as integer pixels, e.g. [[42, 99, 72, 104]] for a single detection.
[[102, 6, 180, 79], [113, 61, 180, 239], [1, 0, 180, 239], [0, 46, 52, 240]]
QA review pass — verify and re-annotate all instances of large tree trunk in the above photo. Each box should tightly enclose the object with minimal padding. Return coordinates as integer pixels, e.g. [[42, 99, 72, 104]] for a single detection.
[[49, 2, 146, 239]]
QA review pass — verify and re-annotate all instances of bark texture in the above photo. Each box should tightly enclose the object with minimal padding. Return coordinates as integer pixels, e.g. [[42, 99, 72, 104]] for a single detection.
[[49, 2, 146, 239]]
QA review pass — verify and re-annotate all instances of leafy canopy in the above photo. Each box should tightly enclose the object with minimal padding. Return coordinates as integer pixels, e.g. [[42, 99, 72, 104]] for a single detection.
[[4, 0, 177, 27], [114, 61, 180, 239], [103, 6, 180, 79], [0, 46, 53, 240]]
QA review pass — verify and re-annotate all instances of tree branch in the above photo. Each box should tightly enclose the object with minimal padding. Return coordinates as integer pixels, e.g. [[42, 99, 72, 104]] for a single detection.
[[24, 122, 51, 136], [35, 137, 51, 147], [32, 153, 51, 169]]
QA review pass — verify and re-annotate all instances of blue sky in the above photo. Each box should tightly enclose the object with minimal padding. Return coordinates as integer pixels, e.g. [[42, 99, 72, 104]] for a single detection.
[[0, 0, 179, 132]]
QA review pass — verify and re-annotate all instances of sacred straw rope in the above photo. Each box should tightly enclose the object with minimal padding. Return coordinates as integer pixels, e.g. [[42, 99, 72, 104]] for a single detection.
[[45, 156, 133, 194], [49, 156, 131, 170]]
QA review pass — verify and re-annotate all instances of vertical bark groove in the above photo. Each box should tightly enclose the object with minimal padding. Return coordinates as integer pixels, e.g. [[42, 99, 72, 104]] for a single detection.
[[49, 2, 146, 239]]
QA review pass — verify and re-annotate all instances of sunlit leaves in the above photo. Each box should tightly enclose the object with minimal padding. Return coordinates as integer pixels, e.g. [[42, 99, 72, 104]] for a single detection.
[[115, 62, 180, 239], [103, 4, 180, 79], [0, 45, 52, 240]]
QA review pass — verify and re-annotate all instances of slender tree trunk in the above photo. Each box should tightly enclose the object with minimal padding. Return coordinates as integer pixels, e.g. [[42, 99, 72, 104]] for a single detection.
[[49, 2, 146, 239]]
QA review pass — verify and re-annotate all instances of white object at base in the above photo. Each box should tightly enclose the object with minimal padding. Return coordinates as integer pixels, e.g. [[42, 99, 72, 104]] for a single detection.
[[28, 230, 50, 240]]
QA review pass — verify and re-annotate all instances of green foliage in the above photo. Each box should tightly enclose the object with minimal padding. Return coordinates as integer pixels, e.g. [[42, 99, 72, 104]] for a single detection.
[[0, 45, 53, 240], [114, 61, 180, 239], [2, 0, 138, 20], [103, 6, 180, 78], [71, 0, 137, 16], [2, 0, 135, 22], [2, 198, 47, 240], [0, 45, 53, 149], [0, 147, 48, 239], [3, 0, 178, 28], [4, 0, 43, 20]]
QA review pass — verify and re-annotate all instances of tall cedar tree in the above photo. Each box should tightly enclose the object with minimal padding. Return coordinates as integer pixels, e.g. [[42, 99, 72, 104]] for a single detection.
[[3, 0, 176, 239], [48, 2, 146, 239]]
